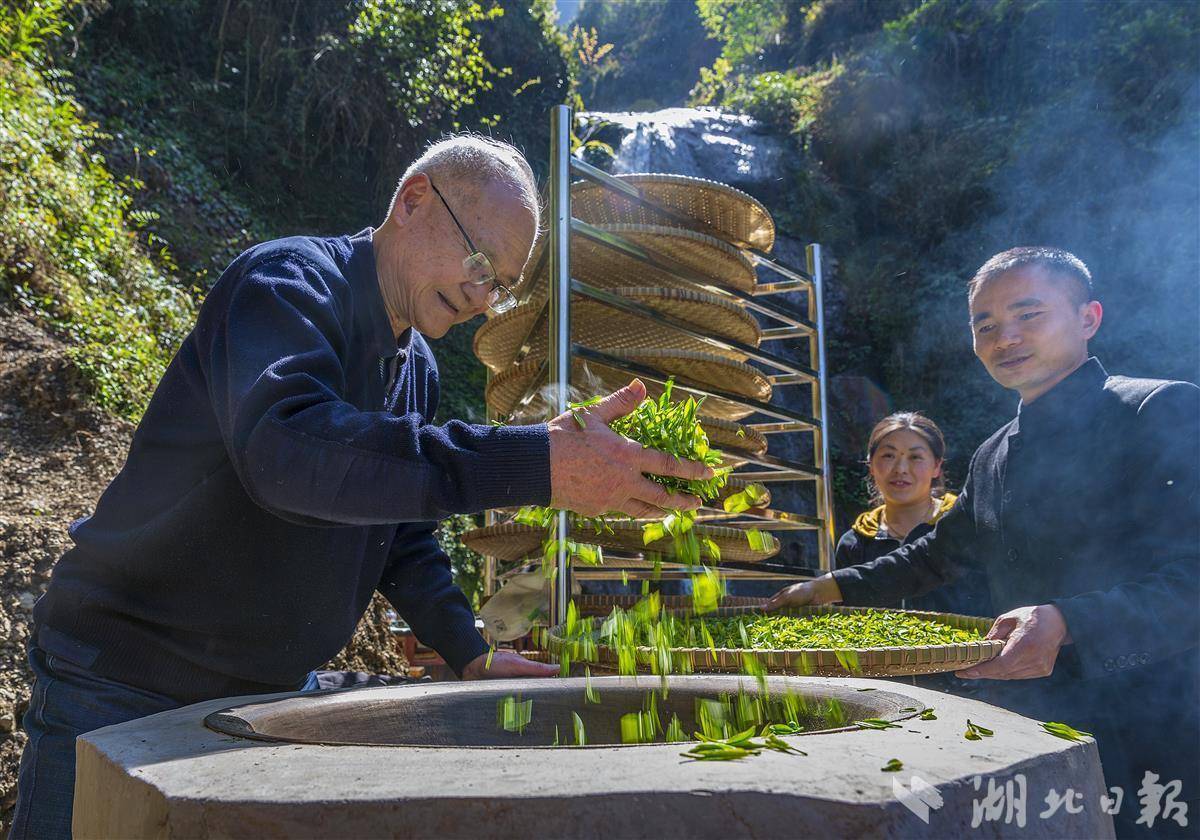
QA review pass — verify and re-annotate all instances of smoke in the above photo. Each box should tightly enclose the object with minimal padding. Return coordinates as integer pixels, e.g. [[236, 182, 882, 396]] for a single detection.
[[961, 82, 1199, 385], [895, 78, 1200, 451]]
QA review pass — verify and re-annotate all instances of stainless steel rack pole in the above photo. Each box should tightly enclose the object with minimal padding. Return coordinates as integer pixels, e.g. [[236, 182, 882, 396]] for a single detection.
[[548, 105, 572, 628], [808, 244, 838, 569]]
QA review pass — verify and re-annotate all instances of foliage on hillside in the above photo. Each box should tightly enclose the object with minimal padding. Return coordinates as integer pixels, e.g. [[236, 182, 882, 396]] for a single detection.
[[0, 0, 197, 419], [1, 0, 571, 423], [572, 0, 719, 111], [692, 0, 1200, 473]]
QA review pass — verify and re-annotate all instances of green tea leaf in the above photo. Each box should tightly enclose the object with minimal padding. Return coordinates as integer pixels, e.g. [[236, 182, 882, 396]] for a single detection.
[[1041, 721, 1092, 742], [573, 711, 586, 746], [746, 529, 771, 552], [691, 566, 723, 615], [965, 719, 994, 741], [642, 522, 666, 545], [497, 695, 532, 734]]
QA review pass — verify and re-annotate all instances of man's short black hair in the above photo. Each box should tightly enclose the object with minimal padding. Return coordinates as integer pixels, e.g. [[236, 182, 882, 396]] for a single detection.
[[969, 247, 1094, 306]]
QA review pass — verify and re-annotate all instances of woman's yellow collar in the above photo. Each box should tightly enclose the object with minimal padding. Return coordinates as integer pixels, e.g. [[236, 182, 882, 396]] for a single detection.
[[851, 492, 958, 538]]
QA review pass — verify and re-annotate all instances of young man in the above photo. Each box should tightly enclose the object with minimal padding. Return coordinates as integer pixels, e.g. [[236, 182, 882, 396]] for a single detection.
[[769, 247, 1198, 837]]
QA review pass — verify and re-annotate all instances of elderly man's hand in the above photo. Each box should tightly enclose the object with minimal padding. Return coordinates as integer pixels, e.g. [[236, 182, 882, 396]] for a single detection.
[[461, 649, 558, 680], [956, 604, 1072, 680], [763, 574, 843, 611], [547, 380, 716, 519]]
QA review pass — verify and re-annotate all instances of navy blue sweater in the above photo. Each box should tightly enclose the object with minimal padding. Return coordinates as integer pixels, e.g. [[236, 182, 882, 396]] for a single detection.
[[34, 231, 551, 703]]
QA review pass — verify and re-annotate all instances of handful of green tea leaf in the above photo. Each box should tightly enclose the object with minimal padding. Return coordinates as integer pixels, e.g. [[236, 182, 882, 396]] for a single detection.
[[515, 382, 766, 569]]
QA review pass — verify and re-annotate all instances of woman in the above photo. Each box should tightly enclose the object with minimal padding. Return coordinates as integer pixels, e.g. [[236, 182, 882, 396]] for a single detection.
[[832, 411, 988, 617]]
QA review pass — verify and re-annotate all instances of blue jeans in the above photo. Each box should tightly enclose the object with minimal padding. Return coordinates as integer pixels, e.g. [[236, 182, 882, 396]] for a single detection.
[[8, 642, 320, 840]]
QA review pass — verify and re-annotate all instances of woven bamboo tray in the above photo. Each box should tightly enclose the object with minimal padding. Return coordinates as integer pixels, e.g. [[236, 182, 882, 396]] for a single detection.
[[546, 605, 1002, 678], [510, 223, 758, 303], [570, 173, 775, 252], [473, 287, 761, 373], [701, 416, 767, 466], [461, 521, 780, 564], [486, 352, 770, 422]]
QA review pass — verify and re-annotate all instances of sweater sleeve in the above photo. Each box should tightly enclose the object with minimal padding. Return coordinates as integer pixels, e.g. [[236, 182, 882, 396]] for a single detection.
[[833, 466, 981, 606], [1052, 381, 1200, 679], [198, 254, 551, 525], [378, 523, 489, 677]]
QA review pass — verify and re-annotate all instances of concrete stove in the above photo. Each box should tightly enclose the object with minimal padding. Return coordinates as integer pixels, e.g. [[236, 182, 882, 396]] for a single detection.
[[73, 675, 1113, 838]]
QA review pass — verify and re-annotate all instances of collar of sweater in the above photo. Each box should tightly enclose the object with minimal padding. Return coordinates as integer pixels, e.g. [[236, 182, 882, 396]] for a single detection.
[[852, 492, 959, 539], [348, 227, 410, 359], [1012, 356, 1108, 438]]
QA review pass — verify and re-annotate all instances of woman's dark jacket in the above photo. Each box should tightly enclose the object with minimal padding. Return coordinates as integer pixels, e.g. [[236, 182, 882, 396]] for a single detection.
[[834, 492, 992, 617]]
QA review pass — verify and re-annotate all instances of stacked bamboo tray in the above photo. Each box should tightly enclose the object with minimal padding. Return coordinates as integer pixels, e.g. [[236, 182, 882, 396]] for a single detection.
[[465, 173, 783, 577]]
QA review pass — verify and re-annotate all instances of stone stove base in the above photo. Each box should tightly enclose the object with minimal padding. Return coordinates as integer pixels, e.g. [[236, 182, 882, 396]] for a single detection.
[[74, 675, 1113, 838]]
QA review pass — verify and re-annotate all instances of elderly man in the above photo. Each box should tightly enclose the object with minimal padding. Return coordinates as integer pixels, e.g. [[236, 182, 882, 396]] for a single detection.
[[769, 247, 1199, 837], [10, 135, 713, 839]]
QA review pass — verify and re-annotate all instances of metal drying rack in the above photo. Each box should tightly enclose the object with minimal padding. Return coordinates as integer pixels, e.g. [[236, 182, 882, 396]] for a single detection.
[[482, 105, 837, 626]]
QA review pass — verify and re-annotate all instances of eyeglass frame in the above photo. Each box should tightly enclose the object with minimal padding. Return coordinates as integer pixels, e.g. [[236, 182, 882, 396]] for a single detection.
[[428, 179, 517, 314]]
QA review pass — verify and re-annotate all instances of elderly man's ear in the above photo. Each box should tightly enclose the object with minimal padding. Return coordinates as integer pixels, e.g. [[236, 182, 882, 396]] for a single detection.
[[390, 173, 432, 226]]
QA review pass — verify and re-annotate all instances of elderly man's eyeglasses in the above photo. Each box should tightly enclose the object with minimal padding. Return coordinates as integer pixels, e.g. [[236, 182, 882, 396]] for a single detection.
[[429, 180, 517, 314]]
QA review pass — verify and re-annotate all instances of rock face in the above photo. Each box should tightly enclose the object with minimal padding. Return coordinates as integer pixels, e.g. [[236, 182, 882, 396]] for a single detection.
[[581, 108, 791, 191], [74, 675, 1113, 839]]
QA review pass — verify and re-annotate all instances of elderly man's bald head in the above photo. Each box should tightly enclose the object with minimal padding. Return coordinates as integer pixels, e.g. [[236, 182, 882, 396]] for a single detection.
[[388, 134, 540, 223]]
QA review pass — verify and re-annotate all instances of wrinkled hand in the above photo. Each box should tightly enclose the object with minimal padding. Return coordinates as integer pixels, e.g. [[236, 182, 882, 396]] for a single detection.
[[763, 574, 843, 611], [548, 379, 715, 519], [956, 604, 1072, 680], [461, 649, 558, 680]]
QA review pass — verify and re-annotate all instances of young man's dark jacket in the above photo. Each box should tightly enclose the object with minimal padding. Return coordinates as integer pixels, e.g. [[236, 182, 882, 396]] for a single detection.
[[832, 359, 1199, 822], [33, 231, 551, 703]]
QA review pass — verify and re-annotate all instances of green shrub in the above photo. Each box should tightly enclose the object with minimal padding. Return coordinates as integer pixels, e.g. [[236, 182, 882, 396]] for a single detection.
[[437, 513, 487, 610], [0, 25, 196, 418], [722, 66, 841, 135]]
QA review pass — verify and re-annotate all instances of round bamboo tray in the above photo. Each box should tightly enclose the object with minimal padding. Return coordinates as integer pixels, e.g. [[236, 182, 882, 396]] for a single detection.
[[701, 416, 767, 467], [570, 173, 775, 252], [546, 605, 1002, 678], [509, 223, 757, 304], [486, 352, 770, 422], [473, 287, 761, 373], [461, 521, 780, 564]]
